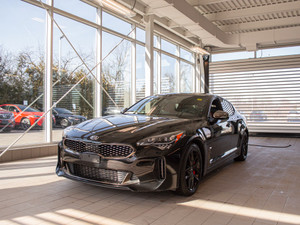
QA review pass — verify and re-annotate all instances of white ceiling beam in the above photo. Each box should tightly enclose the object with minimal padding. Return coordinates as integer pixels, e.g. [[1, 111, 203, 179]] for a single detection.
[[202, 26, 300, 48], [186, 0, 231, 6], [205, 1, 300, 21], [219, 17, 300, 33]]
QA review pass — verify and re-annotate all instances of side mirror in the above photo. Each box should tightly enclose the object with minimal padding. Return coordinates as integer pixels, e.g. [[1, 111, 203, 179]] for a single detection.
[[120, 108, 128, 114], [14, 109, 19, 113], [213, 110, 229, 119]]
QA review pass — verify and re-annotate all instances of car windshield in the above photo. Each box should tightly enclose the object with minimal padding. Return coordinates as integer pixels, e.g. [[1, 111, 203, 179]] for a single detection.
[[54, 108, 73, 114], [125, 95, 209, 118], [18, 105, 40, 112]]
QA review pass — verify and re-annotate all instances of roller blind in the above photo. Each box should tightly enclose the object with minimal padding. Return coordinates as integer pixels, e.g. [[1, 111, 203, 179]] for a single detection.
[[210, 55, 300, 133]]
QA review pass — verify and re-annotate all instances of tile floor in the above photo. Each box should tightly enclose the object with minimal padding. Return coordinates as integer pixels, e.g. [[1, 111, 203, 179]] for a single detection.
[[0, 137, 300, 225]]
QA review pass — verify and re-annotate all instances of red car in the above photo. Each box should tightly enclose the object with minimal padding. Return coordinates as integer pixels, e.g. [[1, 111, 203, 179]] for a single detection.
[[0, 107, 15, 132], [0, 104, 55, 130]]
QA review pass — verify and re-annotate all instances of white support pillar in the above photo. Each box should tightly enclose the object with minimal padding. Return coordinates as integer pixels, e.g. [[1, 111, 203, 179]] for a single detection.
[[199, 55, 205, 93], [157, 36, 161, 94], [145, 15, 154, 96], [176, 45, 180, 92], [195, 54, 201, 93], [94, 7, 102, 117], [131, 24, 136, 105], [44, 0, 53, 143]]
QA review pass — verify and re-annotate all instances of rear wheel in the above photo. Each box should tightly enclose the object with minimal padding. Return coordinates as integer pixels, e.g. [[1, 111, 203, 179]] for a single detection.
[[176, 144, 202, 196], [235, 133, 248, 161], [21, 118, 31, 130]]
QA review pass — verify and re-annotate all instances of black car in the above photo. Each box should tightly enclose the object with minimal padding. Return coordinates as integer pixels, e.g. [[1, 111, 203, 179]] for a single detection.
[[57, 94, 248, 196], [53, 107, 87, 128]]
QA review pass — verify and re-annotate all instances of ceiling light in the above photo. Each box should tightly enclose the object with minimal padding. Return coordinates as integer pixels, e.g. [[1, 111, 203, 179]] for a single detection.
[[97, 0, 136, 17], [191, 46, 210, 55]]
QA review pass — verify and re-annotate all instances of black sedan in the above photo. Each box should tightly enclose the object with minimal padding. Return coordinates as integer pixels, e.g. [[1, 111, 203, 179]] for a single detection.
[[53, 107, 87, 128], [57, 94, 248, 196]]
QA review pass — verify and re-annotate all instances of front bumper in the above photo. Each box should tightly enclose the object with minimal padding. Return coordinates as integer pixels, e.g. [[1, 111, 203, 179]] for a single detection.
[[56, 142, 177, 192]]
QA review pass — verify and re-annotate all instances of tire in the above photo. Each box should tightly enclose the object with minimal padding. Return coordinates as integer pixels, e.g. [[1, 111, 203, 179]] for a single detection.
[[21, 118, 31, 130], [235, 133, 248, 161], [176, 144, 203, 196], [60, 119, 69, 128]]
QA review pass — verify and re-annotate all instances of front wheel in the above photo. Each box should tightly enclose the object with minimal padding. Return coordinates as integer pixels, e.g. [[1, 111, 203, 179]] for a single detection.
[[176, 144, 203, 196], [235, 133, 248, 161], [21, 118, 31, 130]]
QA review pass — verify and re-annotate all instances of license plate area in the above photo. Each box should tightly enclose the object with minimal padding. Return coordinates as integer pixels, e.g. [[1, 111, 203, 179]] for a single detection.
[[80, 153, 101, 163]]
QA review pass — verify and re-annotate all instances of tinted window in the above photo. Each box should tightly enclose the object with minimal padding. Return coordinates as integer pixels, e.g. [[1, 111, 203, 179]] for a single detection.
[[9, 106, 18, 112], [17, 105, 40, 112], [221, 99, 235, 116], [54, 108, 73, 114], [125, 95, 209, 118]]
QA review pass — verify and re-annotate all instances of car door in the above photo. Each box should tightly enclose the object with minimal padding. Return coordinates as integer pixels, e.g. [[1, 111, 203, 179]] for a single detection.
[[206, 97, 235, 165]]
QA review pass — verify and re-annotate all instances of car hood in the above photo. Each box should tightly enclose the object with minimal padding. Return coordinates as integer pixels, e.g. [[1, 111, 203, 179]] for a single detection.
[[65, 114, 206, 144]]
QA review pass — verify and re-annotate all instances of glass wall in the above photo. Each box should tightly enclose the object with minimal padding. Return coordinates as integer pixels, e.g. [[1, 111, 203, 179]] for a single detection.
[[0, 0, 45, 147], [52, 14, 97, 142], [0, 0, 197, 150]]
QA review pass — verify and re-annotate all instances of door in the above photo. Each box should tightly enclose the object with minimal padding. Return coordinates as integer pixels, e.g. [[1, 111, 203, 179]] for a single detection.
[[206, 97, 235, 165]]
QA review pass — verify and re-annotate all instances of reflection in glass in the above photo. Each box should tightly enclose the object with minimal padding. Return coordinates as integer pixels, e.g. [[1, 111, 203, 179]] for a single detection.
[[102, 32, 131, 112], [180, 61, 194, 93], [0, 0, 46, 147], [136, 44, 145, 101], [53, 14, 96, 141], [161, 54, 177, 93]]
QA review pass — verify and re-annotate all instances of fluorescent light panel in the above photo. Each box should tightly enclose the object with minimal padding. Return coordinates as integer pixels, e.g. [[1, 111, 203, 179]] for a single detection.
[[97, 0, 136, 17]]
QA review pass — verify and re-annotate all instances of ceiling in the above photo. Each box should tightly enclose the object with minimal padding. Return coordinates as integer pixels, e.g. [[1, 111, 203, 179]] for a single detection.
[[117, 0, 300, 52]]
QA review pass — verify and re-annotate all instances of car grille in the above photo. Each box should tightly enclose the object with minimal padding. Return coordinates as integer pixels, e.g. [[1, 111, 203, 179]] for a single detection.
[[64, 139, 134, 158], [72, 164, 127, 184]]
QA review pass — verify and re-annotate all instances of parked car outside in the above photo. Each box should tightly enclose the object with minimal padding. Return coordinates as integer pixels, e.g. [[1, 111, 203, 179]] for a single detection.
[[0, 104, 55, 130], [0, 107, 15, 132], [287, 110, 300, 122], [53, 107, 87, 128], [57, 93, 249, 196], [249, 110, 267, 122]]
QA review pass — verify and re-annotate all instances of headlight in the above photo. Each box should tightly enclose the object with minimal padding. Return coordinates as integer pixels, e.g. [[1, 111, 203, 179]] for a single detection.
[[62, 126, 73, 138], [34, 115, 41, 118], [68, 116, 75, 120], [137, 131, 184, 150]]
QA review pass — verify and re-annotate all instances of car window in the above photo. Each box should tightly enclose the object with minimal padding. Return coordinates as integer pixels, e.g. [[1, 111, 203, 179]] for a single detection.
[[1, 106, 9, 110], [221, 99, 235, 116], [125, 95, 209, 118], [209, 98, 223, 117], [9, 106, 18, 112]]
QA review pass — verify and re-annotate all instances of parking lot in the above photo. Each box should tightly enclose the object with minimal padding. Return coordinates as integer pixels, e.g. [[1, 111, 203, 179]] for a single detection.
[[0, 128, 63, 149]]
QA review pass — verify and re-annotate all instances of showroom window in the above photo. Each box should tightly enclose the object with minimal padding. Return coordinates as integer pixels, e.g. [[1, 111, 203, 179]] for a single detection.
[[0, 0, 46, 147], [0, 0, 197, 151]]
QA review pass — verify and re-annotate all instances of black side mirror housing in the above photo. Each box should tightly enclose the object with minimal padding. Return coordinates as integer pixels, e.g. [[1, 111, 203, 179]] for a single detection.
[[213, 110, 229, 119]]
